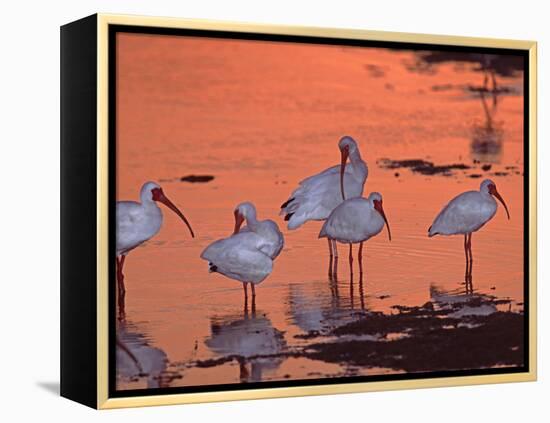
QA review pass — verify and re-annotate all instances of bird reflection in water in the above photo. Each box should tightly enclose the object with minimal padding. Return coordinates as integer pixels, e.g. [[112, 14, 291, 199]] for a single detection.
[[205, 310, 285, 383], [354, 268, 366, 310], [351, 244, 367, 310], [430, 284, 498, 318], [328, 252, 340, 300], [289, 283, 334, 334], [471, 88, 503, 164], [328, 248, 366, 310], [287, 273, 366, 340], [116, 321, 169, 389], [479, 54, 499, 93]]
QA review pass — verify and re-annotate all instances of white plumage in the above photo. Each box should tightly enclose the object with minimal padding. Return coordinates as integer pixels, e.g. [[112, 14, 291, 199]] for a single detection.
[[319, 193, 391, 244], [116, 182, 194, 255], [201, 232, 274, 285], [201, 202, 284, 305], [115, 181, 194, 317], [428, 179, 510, 280], [429, 179, 509, 237], [319, 192, 391, 275], [236, 202, 284, 260], [280, 136, 368, 230]]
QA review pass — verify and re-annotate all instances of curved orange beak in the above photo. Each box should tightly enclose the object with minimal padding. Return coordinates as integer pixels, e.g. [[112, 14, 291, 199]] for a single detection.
[[340, 145, 349, 201], [233, 210, 245, 234], [152, 187, 195, 237], [374, 199, 392, 241], [489, 184, 510, 220]]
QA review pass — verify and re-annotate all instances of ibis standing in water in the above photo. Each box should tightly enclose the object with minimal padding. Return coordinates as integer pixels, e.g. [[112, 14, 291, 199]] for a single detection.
[[428, 179, 510, 279], [319, 192, 392, 275], [116, 182, 195, 316], [201, 202, 284, 309], [280, 136, 368, 262]]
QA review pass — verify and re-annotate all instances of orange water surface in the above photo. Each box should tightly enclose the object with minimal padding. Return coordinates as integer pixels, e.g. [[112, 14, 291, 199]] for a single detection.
[[115, 33, 524, 390]]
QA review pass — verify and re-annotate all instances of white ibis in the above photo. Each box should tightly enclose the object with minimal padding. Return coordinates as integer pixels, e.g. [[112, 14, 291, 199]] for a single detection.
[[280, 136, 368, 260], [234, 202, 284, 260], [428, 179, 510, 278], [116, 181, 195, 316], [319, 193, 391, 274], [201, 202, 283, 308]]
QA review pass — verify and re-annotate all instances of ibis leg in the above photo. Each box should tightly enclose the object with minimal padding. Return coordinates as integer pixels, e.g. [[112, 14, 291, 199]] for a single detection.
[[348, 243, 353, 275], [358, 242, 364, 274], [331, 256, 340, 299], [359, 269, 365, 310], [116, 255, 126, 320], [468, 233, 473, 267], [467, 233, 474, 292], [251, 284, 256, 314], [331, 240, 339, 280], [349, 262, 354, 309], [328, 238, 334, 278], [243, 282, 249, 310], [463, 234, 469, 276], [349, 242, 353, 309]]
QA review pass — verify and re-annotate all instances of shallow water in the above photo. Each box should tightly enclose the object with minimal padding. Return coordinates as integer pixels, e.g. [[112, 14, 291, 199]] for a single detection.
[[115, 34, 525, 390]]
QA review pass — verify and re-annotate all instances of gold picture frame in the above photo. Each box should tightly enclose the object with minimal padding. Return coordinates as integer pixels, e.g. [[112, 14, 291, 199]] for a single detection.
[[60, 13, 537, 409]]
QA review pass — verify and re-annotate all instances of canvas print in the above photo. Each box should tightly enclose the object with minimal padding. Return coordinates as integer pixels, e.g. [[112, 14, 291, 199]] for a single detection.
[[113, 30, 526, 393]]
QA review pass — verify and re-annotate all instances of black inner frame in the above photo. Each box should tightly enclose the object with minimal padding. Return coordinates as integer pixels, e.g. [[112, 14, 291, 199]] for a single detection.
[[108, 24, 530, 398]]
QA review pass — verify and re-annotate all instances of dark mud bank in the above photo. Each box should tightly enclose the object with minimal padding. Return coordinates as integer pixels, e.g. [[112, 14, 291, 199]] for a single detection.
[[304, 306, 524, 372], [377, 158, 470, 176]]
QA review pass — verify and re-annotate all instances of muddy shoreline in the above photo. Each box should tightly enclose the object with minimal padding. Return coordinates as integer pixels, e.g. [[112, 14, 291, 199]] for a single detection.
[[186, 294, 524, 378], [305, 310, 523, 373]]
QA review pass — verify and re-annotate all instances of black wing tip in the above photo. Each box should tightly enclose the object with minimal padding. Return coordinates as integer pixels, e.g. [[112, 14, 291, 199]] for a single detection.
[[284, 212, 294, 222], [427, 226, 439, 237], [209, 263, 218, 272], [280, 197, 295, 209]]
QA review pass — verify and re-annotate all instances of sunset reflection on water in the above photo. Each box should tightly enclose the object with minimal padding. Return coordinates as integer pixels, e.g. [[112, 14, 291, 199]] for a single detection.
[[115, 33, 524, 390]]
